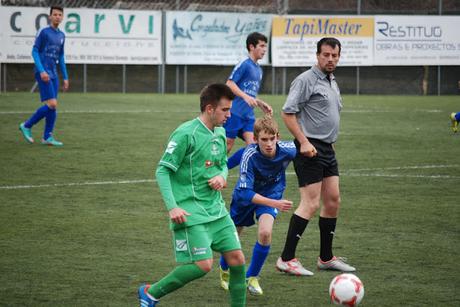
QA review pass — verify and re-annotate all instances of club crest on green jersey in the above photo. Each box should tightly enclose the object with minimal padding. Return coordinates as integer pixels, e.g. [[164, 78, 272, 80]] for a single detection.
[[166, 141, 178, 154]]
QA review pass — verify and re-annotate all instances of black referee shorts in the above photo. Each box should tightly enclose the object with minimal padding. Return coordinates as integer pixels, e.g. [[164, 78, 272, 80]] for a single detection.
[[293, 138, 339, 187]]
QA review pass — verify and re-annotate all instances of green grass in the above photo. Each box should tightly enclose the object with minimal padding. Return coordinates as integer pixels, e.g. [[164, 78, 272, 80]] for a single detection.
[[0, 92, 459, 306]]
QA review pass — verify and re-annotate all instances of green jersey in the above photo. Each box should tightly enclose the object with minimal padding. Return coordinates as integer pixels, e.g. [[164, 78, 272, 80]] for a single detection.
[[158, 118, 229, 229]]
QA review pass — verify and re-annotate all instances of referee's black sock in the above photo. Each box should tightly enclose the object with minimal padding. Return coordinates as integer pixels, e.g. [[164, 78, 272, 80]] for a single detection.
[[281, 214, 309, 261], [319, 216, 337, 262]]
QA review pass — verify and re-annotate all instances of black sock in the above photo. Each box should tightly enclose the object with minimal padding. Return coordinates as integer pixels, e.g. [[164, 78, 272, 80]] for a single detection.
[[281, 214, 309, 261], [319, 216, 337, 262]]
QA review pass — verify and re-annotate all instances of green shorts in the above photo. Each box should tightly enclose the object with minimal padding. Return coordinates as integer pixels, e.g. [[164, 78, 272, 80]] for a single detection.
[[172, 215, 241, 263]]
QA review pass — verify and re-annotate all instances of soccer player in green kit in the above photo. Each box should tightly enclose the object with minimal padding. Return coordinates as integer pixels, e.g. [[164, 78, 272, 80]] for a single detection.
[[138, 83, 246, 307]]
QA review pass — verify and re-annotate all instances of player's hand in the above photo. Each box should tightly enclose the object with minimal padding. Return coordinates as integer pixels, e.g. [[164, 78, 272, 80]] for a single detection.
[[256, 99, 273, 116], [208, 175, 227, 191], [273, 199, 293, 212], [244, 96, 258, 108], [63, 79, 69, 91], [40, 72, 50, 83], [169, 207, 191, 224], [300, 141, 317, 158]]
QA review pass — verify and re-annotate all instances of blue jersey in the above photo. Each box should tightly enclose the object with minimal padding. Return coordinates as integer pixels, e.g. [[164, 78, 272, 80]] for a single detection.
[[228, 57, 263, 120], [32, 26, 67, 80], [233, 141, 296, 204]]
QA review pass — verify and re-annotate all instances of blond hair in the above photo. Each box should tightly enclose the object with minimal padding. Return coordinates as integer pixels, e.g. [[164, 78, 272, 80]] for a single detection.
[[254, 115, 279, 138]]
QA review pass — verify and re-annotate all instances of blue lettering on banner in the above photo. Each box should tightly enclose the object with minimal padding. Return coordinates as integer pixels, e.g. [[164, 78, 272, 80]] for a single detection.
[[172, 14, 268, 43]]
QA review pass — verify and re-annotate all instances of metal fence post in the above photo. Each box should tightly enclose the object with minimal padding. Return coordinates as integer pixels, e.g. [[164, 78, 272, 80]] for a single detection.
[[83, 63, 87, 93], [356, 0, 361, 95], [184, 65, 188, 94], [122, 64, 126, 94], [438, 0, 442, 96]]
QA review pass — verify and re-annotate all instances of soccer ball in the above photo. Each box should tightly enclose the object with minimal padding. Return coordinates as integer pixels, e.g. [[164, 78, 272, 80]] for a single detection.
[[329, 273, 364, 306]]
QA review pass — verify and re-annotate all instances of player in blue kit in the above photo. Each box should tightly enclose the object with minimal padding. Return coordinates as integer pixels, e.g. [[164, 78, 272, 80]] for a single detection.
[[219, 116, 294, 296], [225, 32, 273, 155], [450, 112, 459, 133], [19, 6, 69, 147]]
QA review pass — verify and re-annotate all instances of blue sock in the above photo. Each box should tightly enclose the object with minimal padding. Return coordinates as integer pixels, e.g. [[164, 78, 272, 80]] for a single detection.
[[25, 104, 51, 128], [246, 241, 270, 278], [220, 255, 229, 271], [455, 112, 460, 121], [228, 147, 246, 170], [44, 108, 57, 140]]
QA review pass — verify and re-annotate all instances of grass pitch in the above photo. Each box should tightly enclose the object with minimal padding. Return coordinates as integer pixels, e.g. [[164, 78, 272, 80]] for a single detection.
[[0, 92, 459, 306]]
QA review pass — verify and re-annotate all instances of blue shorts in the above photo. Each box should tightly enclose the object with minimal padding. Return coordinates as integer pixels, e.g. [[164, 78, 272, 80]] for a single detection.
[[35, 73, 59, 102], [224, 114, 255, 140], [230, 199, 278, 227]]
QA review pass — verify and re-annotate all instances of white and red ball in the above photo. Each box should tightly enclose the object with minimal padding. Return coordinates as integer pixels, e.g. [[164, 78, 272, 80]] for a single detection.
[[329, 273, 364, 306]]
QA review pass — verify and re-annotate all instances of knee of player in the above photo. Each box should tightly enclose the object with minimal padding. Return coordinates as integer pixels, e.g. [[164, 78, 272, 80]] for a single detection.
[[46, 99, 58, 109], [258, 230, 272, 245], [327, 195, 341, 208], [230, 250, 246, 266], [301, 199, 320, 212], [195, 259, 213, 273]]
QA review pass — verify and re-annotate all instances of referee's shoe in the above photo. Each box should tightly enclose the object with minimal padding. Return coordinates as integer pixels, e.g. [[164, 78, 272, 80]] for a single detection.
[[317, 256, 356, 272]]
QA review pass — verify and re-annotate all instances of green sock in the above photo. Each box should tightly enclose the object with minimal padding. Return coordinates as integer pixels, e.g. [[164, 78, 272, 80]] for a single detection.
[[148, 263, 206, 299], [228, 264, 247, 307]]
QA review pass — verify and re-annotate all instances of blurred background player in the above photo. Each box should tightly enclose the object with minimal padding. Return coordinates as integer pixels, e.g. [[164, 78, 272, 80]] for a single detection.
[[138, 84, 246, 307], [19, 6, 69, 146], [450, 112, 459, 132], [225, 32, 273, 168], [219, 116, 294, 296], [277, 37, 356, 275]]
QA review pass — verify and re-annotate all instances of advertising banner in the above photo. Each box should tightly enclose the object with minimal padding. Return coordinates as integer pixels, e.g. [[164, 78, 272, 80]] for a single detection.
[[374, 15, 460, 65], [165, 11, 272, 65], [0, 7, 162, 64], [271, 15, 374, 67]]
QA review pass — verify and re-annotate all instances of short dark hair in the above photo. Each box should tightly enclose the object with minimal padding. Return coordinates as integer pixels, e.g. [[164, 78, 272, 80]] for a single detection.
[[50, 6, 64, 15], [200, 83, 235, 112], [246, 32, 267, 51], [316, 37, 341, 55]]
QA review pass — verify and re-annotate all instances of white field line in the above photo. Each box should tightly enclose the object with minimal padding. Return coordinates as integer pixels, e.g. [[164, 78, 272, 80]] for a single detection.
[[1, 164, 458, 190], [0, 110, 194, 115], [345, 164, 459, 172], [0, 179, 155, 190], [0, 109, 443, 115]]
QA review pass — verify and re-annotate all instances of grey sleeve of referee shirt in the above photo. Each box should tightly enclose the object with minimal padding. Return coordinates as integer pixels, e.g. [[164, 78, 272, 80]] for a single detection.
[[282, 73, 312, 114]]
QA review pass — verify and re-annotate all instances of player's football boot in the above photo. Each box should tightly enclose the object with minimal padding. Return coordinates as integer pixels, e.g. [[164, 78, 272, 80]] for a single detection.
[[138, 284, 158, 307], [247, 276, 263, 296], [450, 113, 458, 133], [317, 256, 356, 272], [41, 136, 63, 146], [219, 267, 229, 291], [275, 257, 314, 276], [19, 123, 34, 143]]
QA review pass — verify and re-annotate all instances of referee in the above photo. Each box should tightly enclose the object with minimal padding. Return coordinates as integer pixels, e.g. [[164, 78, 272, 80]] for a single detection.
[[275, 37, 356, 275]]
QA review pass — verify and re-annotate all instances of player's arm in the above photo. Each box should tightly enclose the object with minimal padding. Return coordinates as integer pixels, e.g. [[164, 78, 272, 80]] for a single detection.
[[31, 31, 48, 82], [59, 38, 69, 91], [226, 79, 258, 107], [157, 131, 191, 224], [208, 152, 229, 191], [281, 78, 317, 158], [156, 165, 190, 224], [251, 192, 292, 212]]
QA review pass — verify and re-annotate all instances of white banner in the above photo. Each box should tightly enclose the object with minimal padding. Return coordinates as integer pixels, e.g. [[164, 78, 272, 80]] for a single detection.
[[0, 7, 162, 64], [374, 15, 460, 66], [271, 15, 374, 67], [165, 11, 272, 65]]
